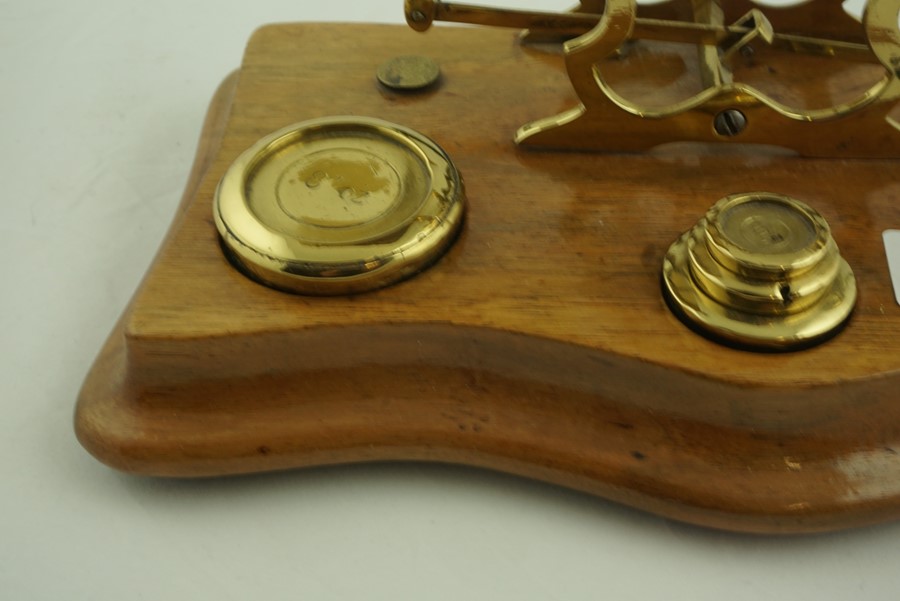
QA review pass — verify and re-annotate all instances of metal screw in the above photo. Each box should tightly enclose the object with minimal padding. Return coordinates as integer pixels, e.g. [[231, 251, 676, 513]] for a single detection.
[[713, 109, 747, 137]]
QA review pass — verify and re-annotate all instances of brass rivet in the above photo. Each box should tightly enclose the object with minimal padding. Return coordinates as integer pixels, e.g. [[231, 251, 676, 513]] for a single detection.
[[377, 55, 441, 91]]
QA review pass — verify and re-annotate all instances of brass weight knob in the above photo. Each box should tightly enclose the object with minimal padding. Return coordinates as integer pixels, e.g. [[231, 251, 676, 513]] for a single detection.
[[662, 193, 856, 349]]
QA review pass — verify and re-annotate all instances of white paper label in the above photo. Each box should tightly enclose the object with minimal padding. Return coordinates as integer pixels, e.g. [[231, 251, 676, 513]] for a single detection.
[[884, 230, 900, 306]]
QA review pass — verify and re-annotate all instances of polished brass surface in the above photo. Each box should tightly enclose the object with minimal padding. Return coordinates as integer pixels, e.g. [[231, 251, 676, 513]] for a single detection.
[[405, 0, 900, 157], [214, 116, 465, 295], [376, 55, 441, 90], [405, 0, 867, 59], [662, 193, 857, 349]]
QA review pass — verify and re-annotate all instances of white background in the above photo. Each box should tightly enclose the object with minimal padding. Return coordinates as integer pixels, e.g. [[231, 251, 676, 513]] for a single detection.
[[3, 1, 900, 599]]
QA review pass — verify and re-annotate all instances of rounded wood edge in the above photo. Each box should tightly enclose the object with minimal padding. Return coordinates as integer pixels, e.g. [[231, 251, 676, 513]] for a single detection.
[[74, 69, 239, 471], [75, 317, 900, 535], [172, 70, 240, 223]]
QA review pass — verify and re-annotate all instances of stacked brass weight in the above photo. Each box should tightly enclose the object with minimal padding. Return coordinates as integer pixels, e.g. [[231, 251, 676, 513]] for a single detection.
[[662, 193, 856, 349]]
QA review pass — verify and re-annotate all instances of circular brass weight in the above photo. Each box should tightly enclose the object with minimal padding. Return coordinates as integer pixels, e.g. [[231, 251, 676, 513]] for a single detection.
[[376, 55, 441, 91], [214, 116, 465, 295], [662, 192, 856, 349]]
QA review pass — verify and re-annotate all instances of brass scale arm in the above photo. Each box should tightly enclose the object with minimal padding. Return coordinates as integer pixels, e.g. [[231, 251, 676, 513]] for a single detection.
[[403, 0, 900, 157], [405, 0, 873, 62]]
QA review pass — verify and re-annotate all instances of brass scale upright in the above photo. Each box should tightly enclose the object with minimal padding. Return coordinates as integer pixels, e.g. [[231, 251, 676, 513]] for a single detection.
[[76, 0, 900, 532]]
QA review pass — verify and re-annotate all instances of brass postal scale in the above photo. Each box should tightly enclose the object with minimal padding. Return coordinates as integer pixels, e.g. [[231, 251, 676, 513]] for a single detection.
[[76, 0, 900, 533]]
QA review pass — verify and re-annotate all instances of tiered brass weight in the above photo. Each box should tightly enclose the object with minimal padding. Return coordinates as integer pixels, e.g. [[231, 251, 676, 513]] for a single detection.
[[662, 193, 856, 349]]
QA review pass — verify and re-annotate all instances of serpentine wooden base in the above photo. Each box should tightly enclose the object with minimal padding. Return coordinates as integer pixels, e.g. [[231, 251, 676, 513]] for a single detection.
[[76, 24, 900, 533]]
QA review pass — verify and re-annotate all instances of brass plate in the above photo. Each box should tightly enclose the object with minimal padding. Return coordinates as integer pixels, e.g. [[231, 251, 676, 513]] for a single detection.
[[215, 116, 465, 294]]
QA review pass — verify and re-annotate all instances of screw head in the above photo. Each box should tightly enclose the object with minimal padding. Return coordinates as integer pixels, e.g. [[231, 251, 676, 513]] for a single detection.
[[713, 109, 748, 137]]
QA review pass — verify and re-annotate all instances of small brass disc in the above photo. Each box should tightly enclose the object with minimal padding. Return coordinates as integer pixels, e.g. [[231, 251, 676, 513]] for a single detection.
[[214, 116, 465, 295], [705, 193, 832, 279], [662, 193, 856, 350], [376, 55, 441, 90]]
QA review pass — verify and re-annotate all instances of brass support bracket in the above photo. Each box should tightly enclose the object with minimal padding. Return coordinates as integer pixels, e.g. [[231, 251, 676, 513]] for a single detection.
[[406, 0, 900, 157]]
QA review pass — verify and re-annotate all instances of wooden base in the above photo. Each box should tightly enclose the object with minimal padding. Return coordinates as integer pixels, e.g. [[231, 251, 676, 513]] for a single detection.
[[76, 24, 900, 533]]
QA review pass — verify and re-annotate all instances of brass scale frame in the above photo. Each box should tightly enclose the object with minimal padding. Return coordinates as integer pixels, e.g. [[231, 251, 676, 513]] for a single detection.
[[406, 0, 900, 157]]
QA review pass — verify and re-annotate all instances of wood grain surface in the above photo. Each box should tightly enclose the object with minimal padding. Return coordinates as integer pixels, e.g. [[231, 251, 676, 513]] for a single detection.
[[76, 23, 900, 533]]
